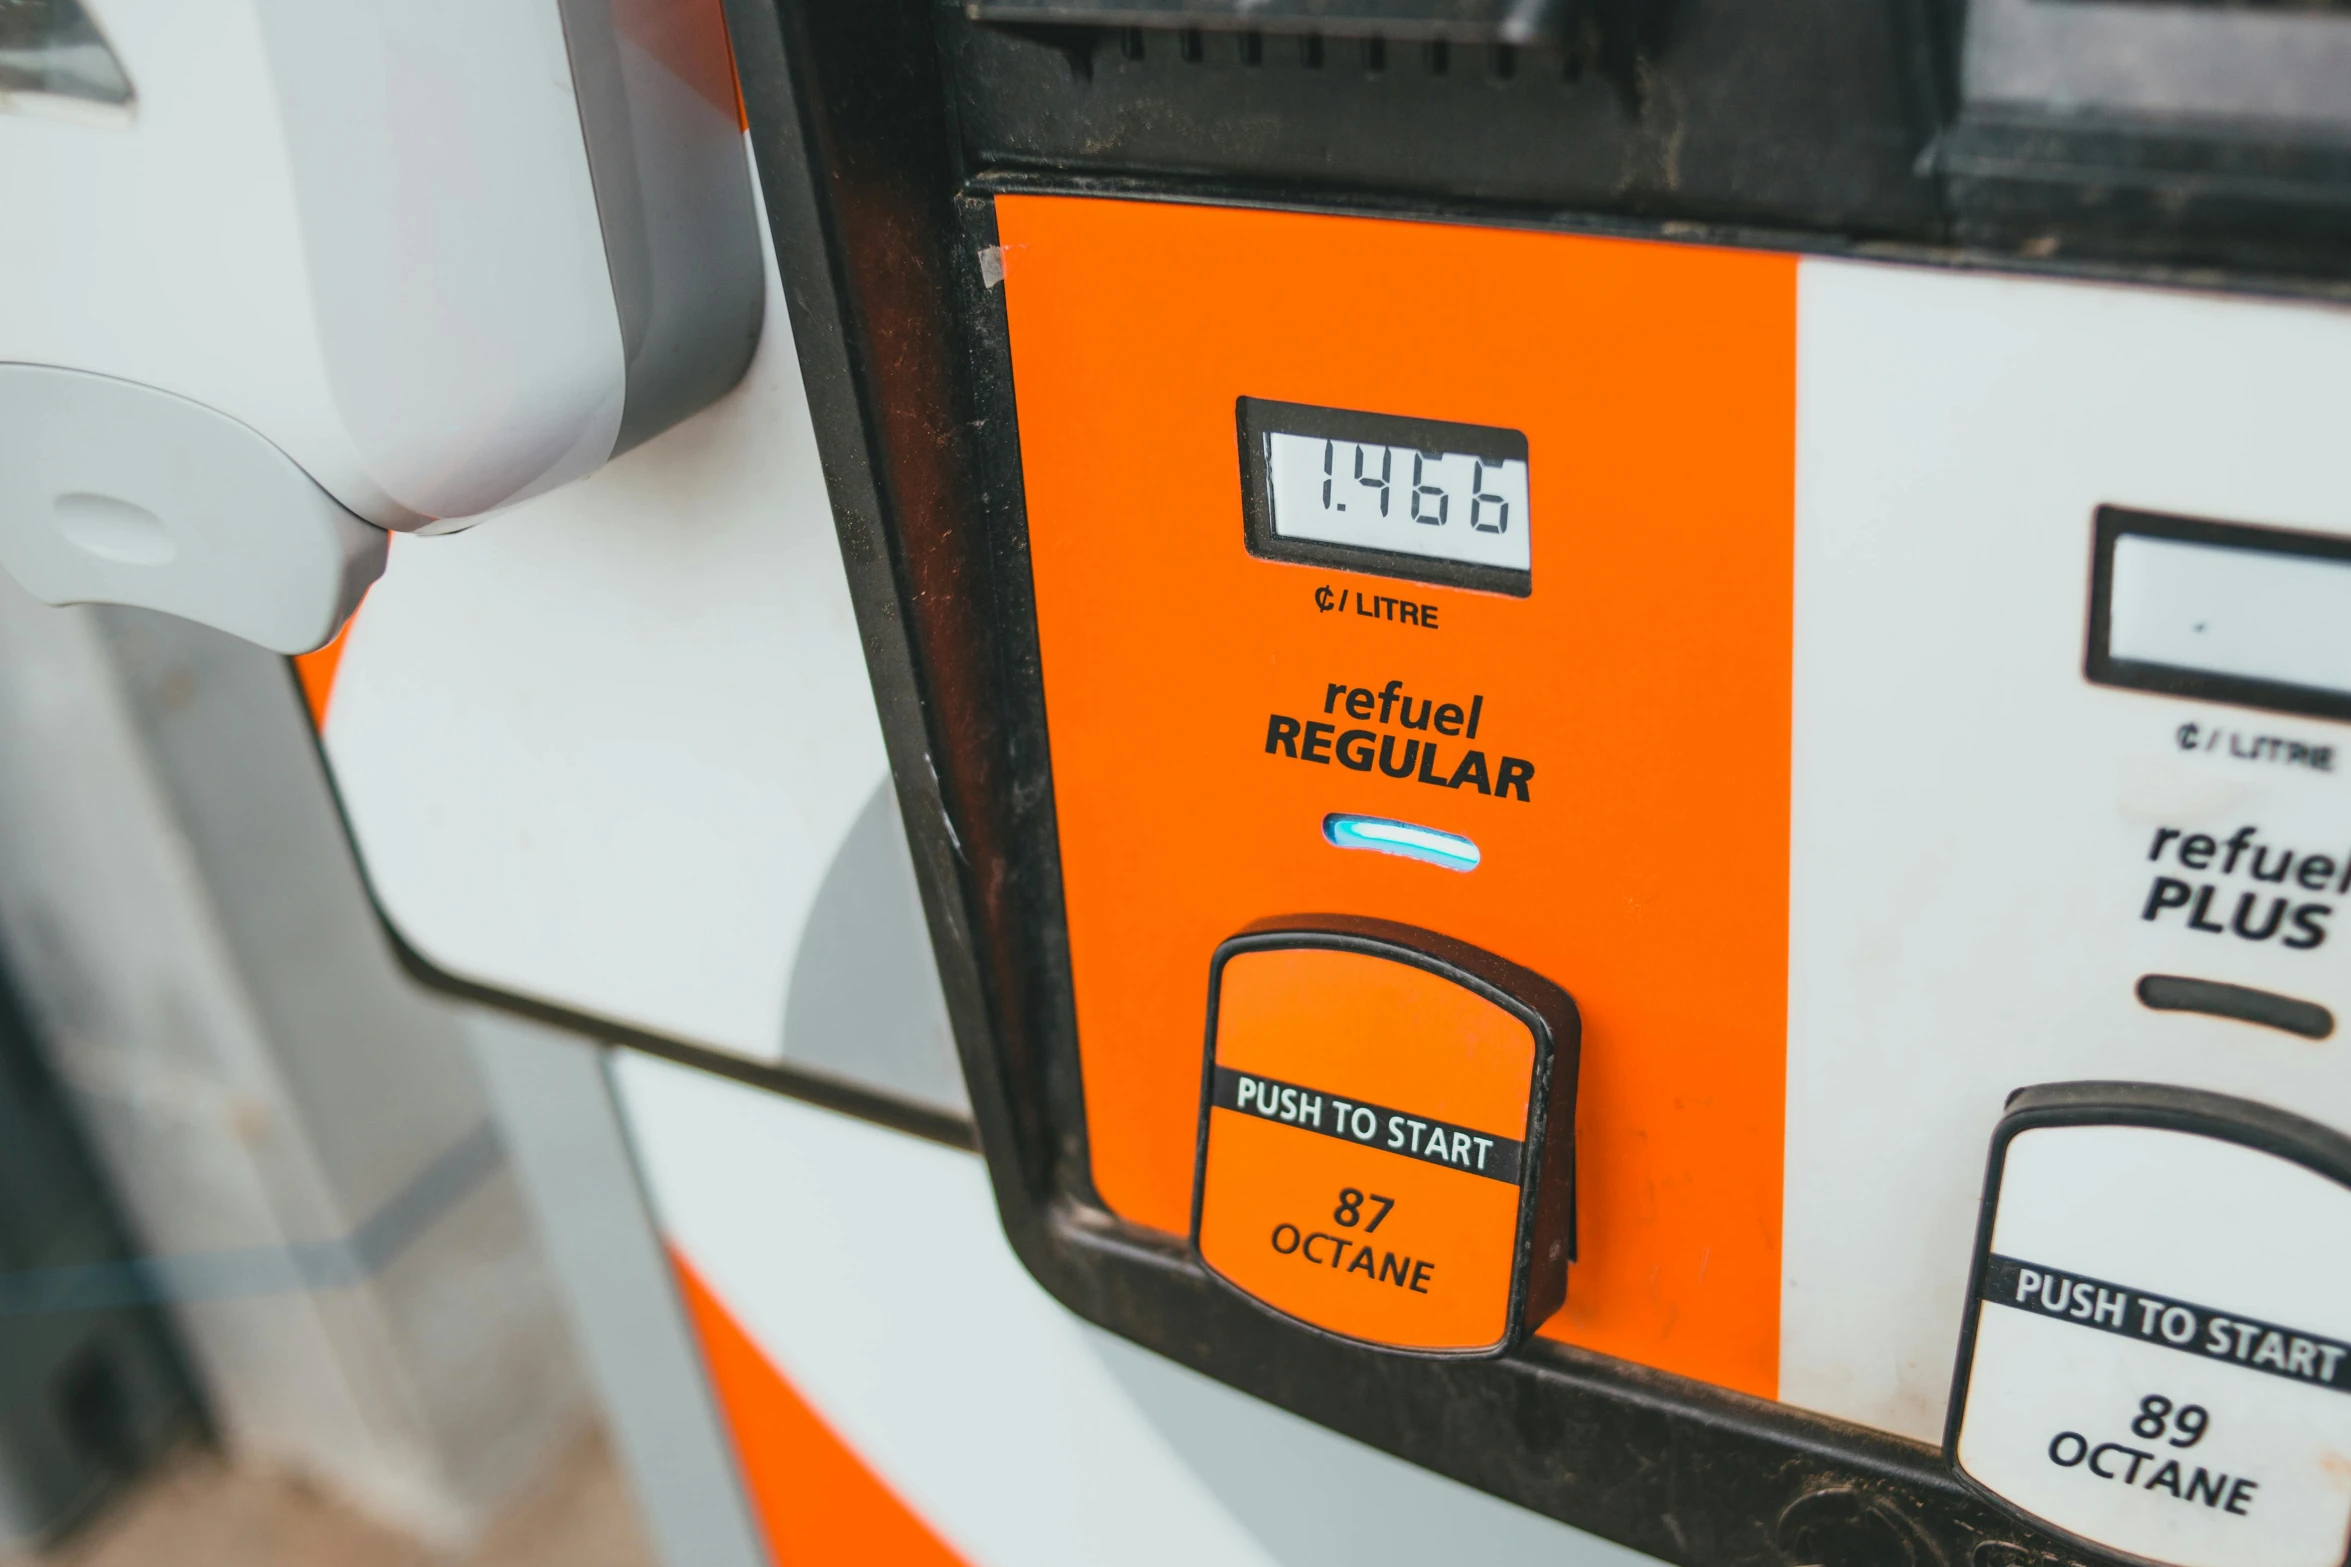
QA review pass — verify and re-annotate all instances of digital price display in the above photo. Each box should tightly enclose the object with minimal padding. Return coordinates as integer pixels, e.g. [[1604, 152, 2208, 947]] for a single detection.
[[1238, 398, 1532, 597]]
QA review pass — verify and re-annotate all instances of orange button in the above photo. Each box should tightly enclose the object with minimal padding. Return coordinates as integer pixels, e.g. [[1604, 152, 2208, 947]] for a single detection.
[[1190, 918, 1578, 1356]]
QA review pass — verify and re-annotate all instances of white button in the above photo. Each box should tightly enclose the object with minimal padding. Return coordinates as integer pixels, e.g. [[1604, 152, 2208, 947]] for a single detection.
[[1953, 1118, 2351, 1567], [0, 365, 383, 653]]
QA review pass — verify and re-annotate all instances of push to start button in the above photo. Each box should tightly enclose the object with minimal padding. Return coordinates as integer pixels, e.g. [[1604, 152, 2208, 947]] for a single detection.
[[1189, 916, 1578, 1356], [1949, 1082, 2351, 1567]]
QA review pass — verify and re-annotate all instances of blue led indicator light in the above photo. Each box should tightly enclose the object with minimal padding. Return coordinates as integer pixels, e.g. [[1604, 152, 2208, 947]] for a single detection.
[[1322, 813, 1481, 873]]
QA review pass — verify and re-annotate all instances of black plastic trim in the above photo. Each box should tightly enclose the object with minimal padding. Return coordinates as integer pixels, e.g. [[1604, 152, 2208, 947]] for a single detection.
[[964, 164, 2351, 311], [376, 910, 982, 1152], [961, 0, 1567, 43], [283, 662, 979, 1154], [942, 8, 2351, 289], [2136, 974, 2337, 1041]]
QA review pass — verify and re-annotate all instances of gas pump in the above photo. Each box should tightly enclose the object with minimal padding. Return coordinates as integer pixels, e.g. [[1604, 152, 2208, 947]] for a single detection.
[[695, 3, 2351, 1565], [82, 0, 2351, 1564]]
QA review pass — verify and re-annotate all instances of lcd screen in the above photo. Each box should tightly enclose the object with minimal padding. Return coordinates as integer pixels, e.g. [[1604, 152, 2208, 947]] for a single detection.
[[1239, 398, 1531, 596], [2087, 505, 2351, 723]]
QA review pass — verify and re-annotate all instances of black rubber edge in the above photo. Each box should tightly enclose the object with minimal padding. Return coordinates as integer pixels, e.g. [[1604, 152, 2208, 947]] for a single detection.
[[965, 166, 2351, 311], [282, 659, 979, 1154], [2137, 974, 2336, 1041]]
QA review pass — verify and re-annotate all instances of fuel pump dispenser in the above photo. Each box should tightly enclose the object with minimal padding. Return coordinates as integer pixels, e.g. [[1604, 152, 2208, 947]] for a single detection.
[[696, 2, 2351, 1563], [146, 0, 2351, 1560]]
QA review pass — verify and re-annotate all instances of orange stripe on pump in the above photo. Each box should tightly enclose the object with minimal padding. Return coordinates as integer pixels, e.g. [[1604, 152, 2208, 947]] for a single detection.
[[997, 195, 1794, 1399], [291, 616, 352, 730], [670, 1253, 971, 1567]]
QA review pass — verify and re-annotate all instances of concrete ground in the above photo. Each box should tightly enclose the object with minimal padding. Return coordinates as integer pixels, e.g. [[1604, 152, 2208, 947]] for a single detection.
[[7, 1431, 653, 1567]]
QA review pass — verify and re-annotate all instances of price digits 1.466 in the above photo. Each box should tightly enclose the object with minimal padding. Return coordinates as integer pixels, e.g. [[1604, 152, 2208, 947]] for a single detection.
[[1319, 441, 1510, 535]]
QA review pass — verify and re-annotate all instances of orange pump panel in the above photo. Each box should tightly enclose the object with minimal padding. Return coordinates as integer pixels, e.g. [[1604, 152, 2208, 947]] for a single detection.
[[997, 195, 1796, 1398]]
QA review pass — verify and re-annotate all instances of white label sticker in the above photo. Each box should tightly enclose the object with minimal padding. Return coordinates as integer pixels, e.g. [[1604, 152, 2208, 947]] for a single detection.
[[1954, 1124, 2351, 1567]]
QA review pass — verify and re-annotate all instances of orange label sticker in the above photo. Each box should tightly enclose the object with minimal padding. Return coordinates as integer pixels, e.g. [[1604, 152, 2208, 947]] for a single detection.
[[1000, 195, 1793, 1395], [1191, 921, 1577, 1356]]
